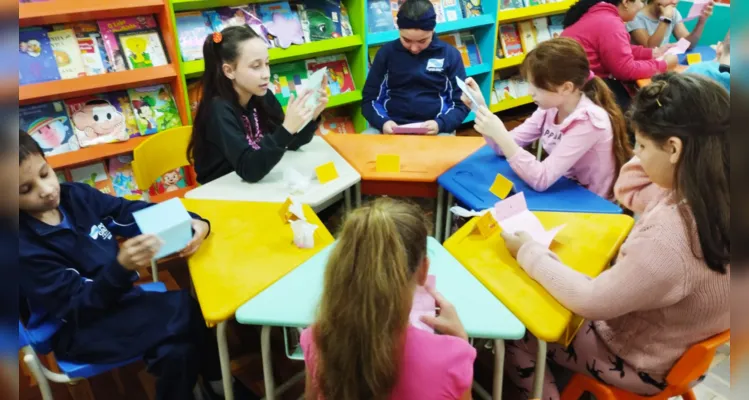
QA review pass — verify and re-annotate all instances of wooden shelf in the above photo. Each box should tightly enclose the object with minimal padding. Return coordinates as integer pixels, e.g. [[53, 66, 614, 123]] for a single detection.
[[490, 95, 534, 113], [494, 55, 525, 70], [20, 65, 178, 106], [48, 136, 151, 170], [182, 35, 364, 78], [497, 0, 576, 23], [466, 62, 492, 77], [20, 0, 164, 28]]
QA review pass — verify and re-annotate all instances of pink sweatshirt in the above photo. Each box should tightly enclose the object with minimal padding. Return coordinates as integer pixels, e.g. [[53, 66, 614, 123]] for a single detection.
[[561, 3, 667, 81], [516, 157, 730, 374], [486, 94, 616, 198]]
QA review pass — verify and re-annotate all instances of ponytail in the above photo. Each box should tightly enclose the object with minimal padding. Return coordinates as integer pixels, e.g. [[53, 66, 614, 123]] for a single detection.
[[582, 76, 633, 192], [563, 0, 621, 27], [314, 198, 429, 400]]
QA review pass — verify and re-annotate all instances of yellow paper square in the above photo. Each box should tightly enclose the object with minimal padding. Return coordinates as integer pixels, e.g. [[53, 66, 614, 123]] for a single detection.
[[315, 162, 339, 184], [475, 212, 499, 238], [686, 53, 702, 65], [278, 198, 293, 222], [376, 154, 401, 173], [489, 173, 513, 199]]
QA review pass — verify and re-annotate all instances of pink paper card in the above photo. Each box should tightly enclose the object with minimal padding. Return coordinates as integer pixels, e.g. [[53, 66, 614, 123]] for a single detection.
[[665, 38, 692, 56], [684, 0, 710, 22], [493, 192, 566, 248], [409, 275, 436, 333], [393, 122, 429, 135]]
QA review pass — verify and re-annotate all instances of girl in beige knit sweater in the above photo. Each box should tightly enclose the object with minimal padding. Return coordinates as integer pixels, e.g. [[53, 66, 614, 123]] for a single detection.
[[502, 73, 730, 399]]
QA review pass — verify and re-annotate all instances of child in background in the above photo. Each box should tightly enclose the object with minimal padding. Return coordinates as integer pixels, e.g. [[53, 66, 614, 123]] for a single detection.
[[462, 38, 632, 199], [301, 198, 475, 400], [361, 0, 470, 135], [686, 30, 730, 92], [501, 73, 729, 399], [561, 0, 678, 110], [188, 26, 329, 184], [628, 0, 713, 48], [18, 131, 256, 399]]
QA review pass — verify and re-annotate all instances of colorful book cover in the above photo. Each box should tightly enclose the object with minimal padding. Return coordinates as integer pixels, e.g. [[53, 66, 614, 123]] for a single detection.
[[70, 162, 116, 195], [510, 76, 529, 97], [19, 101, 79, 155], [48, 29, 86, 79], [127, 85, 182, 135], [368, 0, 396, 33], [187, 79, 203, 117], [501, 0, 525, 10], [460, 33, 482, 65], [19, 27, 61, 85], [65, 95, 131, 147], [430, 0, 446, 22], [270, 60, 309, 106], [533, 17, 552, 43], [548, 23, 564, 39], [500, 24, 523, 57], [340, 2, 354, 37], [517, 21, 538, 53], [306, 55, 355, 95], [317, 109, 355, 135], [149, 167, 188, 196], [176, 11, 212, 62], [297, 0, 343, 41], [460, 0, 483, 17], [525, 0, 545, 5], [108, 154, 143, 198], [257, 2, 305, 49], [494, 79, 515, 101], [77, 35, 107, 75], [442, 0, 464, 22], [204, 7, 251, 32], [241, 5, 279, 48], [101, 91, 141, 138], [97, 16, 158, 72], [116, 28, 169, 70], [439, 34, 470, 67]]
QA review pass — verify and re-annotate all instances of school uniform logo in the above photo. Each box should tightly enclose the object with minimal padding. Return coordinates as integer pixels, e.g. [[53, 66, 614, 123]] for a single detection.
[[426, 58, 444, 72], [89, 223, 113, 241]]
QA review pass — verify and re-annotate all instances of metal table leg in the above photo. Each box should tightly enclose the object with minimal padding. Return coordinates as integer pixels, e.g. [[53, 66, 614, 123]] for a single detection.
[[434, 186, 444, 241], [261, 325, 275, 400], [217, 320, 234, 400], [494, 339, 505, 400], [443, 192, 454, 242], [344, 186, 352, 213], [355, 182, 362, 208], [532, 339, 548, 398]]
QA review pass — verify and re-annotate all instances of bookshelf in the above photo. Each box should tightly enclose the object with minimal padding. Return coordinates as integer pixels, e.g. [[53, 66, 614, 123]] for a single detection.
[[20, 0, 189, 170], [490, 94, 533, 113], [497, 0, 576, 24]]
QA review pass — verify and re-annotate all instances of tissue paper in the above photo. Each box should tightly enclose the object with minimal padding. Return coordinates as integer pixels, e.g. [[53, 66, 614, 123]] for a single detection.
[[283, 168, 311, 195], [290, 219, 318, 249]]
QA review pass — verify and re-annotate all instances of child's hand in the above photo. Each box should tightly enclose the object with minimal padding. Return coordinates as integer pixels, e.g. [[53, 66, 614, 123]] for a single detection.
[[664, 54, 679, 69], [501, 231, 534, 259], [283, 92, 315, 134], [474, 106, 507, 139], [382, 121, 398, 134], [420, 286, 468, 341], [117, 234, 163, 270], [422, 120, 439, 135], [659, 3, 675, 18], [461, 77, 487, 109], [700, 1, 714, 20], [180, 219, 210, 258], [312, 89, 329, 120], [653, 43, 676, 59]]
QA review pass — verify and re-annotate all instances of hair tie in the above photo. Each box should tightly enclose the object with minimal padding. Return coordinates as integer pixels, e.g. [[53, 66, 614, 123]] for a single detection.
[[656, 98, 663, 108], [587, 70, 595, 81], [397, 8, 437, 31], [213, 32, 223, 44]]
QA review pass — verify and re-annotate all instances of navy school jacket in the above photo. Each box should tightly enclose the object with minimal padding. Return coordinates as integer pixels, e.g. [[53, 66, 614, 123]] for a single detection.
[[19, 182, 208, 331], [361, 36, 471, 133]]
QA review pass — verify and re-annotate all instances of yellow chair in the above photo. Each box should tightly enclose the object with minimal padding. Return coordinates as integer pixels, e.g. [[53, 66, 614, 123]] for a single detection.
[[132, 126, 198, 203]]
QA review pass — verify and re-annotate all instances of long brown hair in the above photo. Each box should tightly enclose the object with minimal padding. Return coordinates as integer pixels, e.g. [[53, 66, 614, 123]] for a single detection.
[[628, 73, 730, 273], [521, 37, 633, 196], [313, 198, 430, 399]]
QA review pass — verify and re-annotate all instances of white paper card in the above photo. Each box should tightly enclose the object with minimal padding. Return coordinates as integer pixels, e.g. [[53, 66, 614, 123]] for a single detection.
[[290, 219, 317, 249], [283, 167, 311, 195], [456, 76, 480, 112], [449, 205, 490, 218]]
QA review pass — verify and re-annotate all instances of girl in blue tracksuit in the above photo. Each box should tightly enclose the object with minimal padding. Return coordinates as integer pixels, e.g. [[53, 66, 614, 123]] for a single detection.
[[362, 0, 471, 135], [18, 131, 253, 400]]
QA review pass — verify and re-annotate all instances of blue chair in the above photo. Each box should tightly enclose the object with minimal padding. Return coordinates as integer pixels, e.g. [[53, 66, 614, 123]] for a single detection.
[[20, 282, 167, 400]]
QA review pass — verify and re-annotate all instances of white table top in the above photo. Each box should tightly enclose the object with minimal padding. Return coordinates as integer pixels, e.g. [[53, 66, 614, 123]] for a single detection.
[[185, 136, 361, 210], [235, 237, 526, 340]]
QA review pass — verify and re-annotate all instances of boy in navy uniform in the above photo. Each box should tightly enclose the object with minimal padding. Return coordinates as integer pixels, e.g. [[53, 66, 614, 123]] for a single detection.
[[18, 131, 254, 399], [362, 0, 471, 135]]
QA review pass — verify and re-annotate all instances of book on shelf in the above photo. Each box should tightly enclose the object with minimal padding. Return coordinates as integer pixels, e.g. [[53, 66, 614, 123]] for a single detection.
[[270, 60, 308, 106], [102, 91, 142, 138], [442, 0, 465, 22], [524, 0, 546, 5], [368, 0, 396, 33], [510, 75, 529, 97], [149, 167, 190, 196], [548, 14, 565, 39], [499, 24, 523, 58], [460, 0, 483, 17], [52, 22, 111, 76], [533, 17, 552, 43], [430, 0, 447, 22], [116, 28, 169, 70], [306, 55, 355, 95], [19, 27, 61, 85], [70, 162, 116, 195], [175, 11, 212, 62], [65, 95, 131, 148], [500, 0, 525, 10], [438, 33, 470, 67], [517, 21, 538, 53], [127, 85, 182, 135], [20, 101, 79, 155], [205, 7, 251, 32], [460, 32, 482, 66], [48, 29, 87, 80], [98, 15, 158, 73], [257, 1, 305, 49], [317, 109, 355, 135], [296, 0, 346, 42], [108, 155, 143, 199], [187, 80, 203, 116], [493, 78, 515, 102]]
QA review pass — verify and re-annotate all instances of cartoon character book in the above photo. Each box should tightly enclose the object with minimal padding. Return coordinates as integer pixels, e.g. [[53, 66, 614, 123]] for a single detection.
[[306, 55, 355, 95], [47, 29, 86, 79], [270, 60, 309, 106], [316, 109, 356, 135], [127, 85, 182, 135], [65, 95, 131, 147], [499, 24, 523, 57], [20, 101, 79, 155], [257, 2, 305, 49], [97, 16, 158, 72], [116, 28, 169, 70], [204, 6, 251, 32], [442, 0, 464, 22], [101, 91, 141, 138], [19, 27, 61, 85], [70, 162, 116, 195], [460, 0, 483, 17], [108, 155, 143, 198], [296, 0, 343, 42], [175, 11, 212, 62], [149, 167, 188, 196]]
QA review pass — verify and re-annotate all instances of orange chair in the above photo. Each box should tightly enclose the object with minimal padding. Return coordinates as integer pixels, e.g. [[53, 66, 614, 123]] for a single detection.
[[561, 330, 730, 400], [131, 126, 198, 203]]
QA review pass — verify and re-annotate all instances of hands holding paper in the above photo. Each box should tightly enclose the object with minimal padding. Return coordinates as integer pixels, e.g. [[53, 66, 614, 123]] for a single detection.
[[311, 75, 330, 120], [179, 219, 210, 258], [501, 231, 534, 259], [419, 286, 469, 341], [459, 77, 487, 109], [383, 121, 398, 134], [283, 91, 315, 134], [422, 120, 439, 135], [117, 234, 164, 270]]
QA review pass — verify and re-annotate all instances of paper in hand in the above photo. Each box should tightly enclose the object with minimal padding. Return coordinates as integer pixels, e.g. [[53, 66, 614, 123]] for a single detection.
[[392, 122, 429, 135], [456, 76, 480, 112], [663, 38, 692, 57], [684, 0, 710, 21], [299, 67, 327, 130], [409, 275, 436, 333], [493, 193, 565, 249]]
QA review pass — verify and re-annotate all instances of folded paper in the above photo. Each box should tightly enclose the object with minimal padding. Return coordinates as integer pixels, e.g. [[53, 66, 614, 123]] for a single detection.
[[132, 198, 192, 259], [376, 154, 401, 173], [300, 67, 327, 130], [684, 0, 710, 22], [409, 275, 436, 333], [456, 76, 480, 112], [663, 38, 691, 57], [315, 161, 339, 184], [489, 173, 514, 199], [284, 167, 311, 195], [493, 192, 565, 248]]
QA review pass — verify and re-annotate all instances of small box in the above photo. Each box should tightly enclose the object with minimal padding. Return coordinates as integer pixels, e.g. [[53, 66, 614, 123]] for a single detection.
[[133, 198, 192, 259]]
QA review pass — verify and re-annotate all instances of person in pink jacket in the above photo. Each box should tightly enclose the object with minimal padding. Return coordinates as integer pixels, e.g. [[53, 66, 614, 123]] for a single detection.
[[462, 38, 632, 199], [500, 73, 730, 399], [561, 0, 679, 110]]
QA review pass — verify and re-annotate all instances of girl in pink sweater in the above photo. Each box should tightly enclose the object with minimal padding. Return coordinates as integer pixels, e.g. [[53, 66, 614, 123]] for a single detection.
[[501, 73, 730, 399], [463, 38, 632, 199]]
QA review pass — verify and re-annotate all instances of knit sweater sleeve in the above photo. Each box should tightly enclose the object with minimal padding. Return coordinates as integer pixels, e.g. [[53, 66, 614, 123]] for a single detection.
[[516, 224, 689, 321], [614, 156, 670, 214]]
